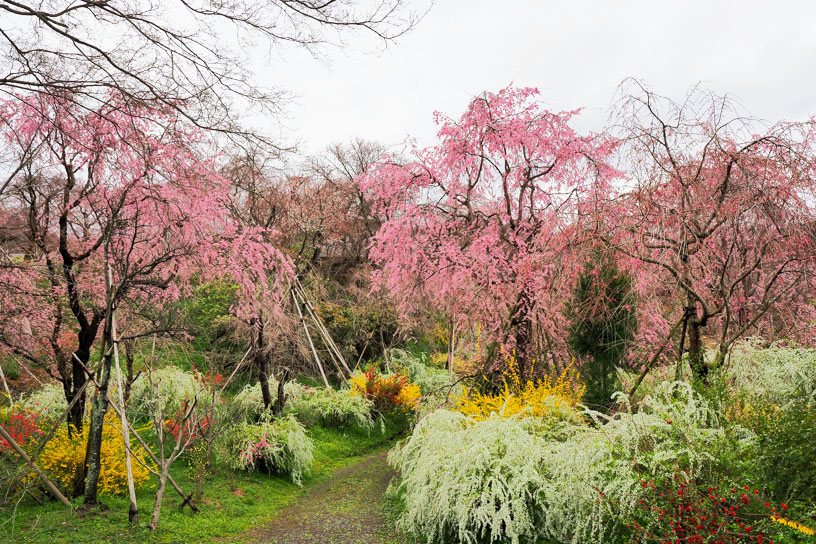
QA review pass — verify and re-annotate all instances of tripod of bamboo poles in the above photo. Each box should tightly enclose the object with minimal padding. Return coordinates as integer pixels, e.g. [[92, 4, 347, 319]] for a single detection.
[[290, 276, 353, 388]]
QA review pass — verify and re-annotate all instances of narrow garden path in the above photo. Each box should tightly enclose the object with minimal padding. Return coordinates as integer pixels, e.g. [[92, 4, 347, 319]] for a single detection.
[[251, 450, 408, 544]]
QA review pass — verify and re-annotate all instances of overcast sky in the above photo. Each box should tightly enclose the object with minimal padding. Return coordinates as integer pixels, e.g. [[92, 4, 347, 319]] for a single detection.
[[259, 0, 816, 154]]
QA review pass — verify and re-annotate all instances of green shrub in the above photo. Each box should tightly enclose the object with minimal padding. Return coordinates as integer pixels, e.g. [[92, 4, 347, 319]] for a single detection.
[[1, 357, 20, 381], [285, 388, 375, 430], [565, 249, 637, 412], [219, 414, 313, 485], [391, 349, 452, 394], [747, 399, 816, 501]]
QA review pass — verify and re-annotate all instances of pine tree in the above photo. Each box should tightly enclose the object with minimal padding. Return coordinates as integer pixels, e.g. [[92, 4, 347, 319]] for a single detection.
[[566, 250, 638, 411]]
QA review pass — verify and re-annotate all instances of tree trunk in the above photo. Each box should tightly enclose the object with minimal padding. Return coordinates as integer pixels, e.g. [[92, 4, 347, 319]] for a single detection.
[[83, 302, 114, 505], [68, 343, 91, 432], [82, 350, 112, 504], [150, 466, 169, 531], [446, 316, 455, 374], [509, 290, 534, 383], [687, 318, 707, 383], [123, 340, 135, 404], [274, 371, 288, 416], [254, 317, 274, 412]]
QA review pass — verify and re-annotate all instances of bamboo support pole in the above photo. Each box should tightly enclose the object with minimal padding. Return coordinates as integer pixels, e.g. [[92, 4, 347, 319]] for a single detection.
[[293, 290, 330, 388], [0, 424, 71, 507]]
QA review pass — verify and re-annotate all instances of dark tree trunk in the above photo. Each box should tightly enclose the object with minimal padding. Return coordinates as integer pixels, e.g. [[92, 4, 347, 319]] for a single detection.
[[83, 316, 114, 505], [274, 371, 289, 416], [687, 318, 707, 383], [123, 340, 135, 404], [509, 290, 534, 383], [253, 317, 274, 412]]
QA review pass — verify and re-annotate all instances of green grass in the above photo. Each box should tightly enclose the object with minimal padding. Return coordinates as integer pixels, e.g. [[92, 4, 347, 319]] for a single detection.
[[0, 419, 407, 544]]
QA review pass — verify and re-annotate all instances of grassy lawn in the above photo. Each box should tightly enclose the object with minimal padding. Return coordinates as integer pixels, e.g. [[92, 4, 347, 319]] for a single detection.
[[1, 420, 407, 543]]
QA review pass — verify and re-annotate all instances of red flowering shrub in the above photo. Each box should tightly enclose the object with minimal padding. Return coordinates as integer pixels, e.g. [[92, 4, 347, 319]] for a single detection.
[[618, 472, 785, 544], [349, 365, 420, 413], [0, 409, 43, 453], [163, 405, 211, 443]]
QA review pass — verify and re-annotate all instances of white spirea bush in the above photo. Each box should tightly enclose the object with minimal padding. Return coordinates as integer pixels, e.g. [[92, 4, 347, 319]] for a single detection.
[[220, 414, 314, 485], [128, 366, 216, 422], [724, 341, 816, 404], [389, 409, 550, 544], [21, 382, 68, 420], [540, 381, 727, 543], [391, 381, 733, 544], [286, 388, 374, 429], [228, 380, 309, 422]]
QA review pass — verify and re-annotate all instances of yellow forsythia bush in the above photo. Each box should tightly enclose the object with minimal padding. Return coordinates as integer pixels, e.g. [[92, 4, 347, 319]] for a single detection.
[[39, 411, 155, 496], [455, 354, 585, 424]]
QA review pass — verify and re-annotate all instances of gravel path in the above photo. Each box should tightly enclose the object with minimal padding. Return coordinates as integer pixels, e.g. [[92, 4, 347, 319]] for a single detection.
[[251, 450, 408, 544]]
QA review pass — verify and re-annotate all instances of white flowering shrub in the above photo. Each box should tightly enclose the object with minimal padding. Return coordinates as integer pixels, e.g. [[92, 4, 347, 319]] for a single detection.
[[20, 382, 68, 420], [286, 388, 374, 429], [540, 381, 729, 543], [724, 340, 816, 404], [128, 366, 216, 422], [228, 380, 310, 422], [391, 381, 735, 544], [388, 409, 550, 544], [219, 413, 313, 485]]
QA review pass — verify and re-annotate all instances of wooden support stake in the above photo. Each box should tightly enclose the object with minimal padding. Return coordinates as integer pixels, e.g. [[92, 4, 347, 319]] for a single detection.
[[293, 290, 330, 388], [0, 424, 71, 507], [110, 292, 139, 523]]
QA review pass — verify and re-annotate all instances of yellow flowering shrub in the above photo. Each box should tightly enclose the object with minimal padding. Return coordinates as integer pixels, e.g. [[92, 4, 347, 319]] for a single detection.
[[398, 382, 421, 408], [429, 352, 473, 373], [455, 351, 585, 424], [39, 411, 155, 496], [772, 516, 816, 536]]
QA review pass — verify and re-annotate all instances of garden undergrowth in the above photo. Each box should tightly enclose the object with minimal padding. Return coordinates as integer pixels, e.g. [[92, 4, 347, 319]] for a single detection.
[[0, 419, 407, 544]]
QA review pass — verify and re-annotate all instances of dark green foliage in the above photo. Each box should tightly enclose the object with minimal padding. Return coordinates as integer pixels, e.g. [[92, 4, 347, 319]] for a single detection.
[[0, 356, 19, 381], [316, 299, 399, 363], [749, 399, 816, 502], [565, 250, 638, 411], [183, 281, 239, 341]]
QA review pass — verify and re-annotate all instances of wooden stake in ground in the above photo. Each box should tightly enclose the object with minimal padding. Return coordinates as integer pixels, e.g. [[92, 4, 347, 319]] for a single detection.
[[0, 361, 12, 404], [110, 297, 139, 523], [0, 423, 71, 508], [293, 290, 330, 388], [447, 316, 456, 378]]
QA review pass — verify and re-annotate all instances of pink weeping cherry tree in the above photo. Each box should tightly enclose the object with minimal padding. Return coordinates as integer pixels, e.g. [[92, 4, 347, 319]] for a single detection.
[[603, 82, 816, 382], [360, 86, 621, 382], [0, 92, 292, 505]]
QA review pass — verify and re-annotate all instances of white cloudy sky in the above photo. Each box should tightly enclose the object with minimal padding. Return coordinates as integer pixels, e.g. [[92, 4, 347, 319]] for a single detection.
[[259, 0, 816, 154]]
